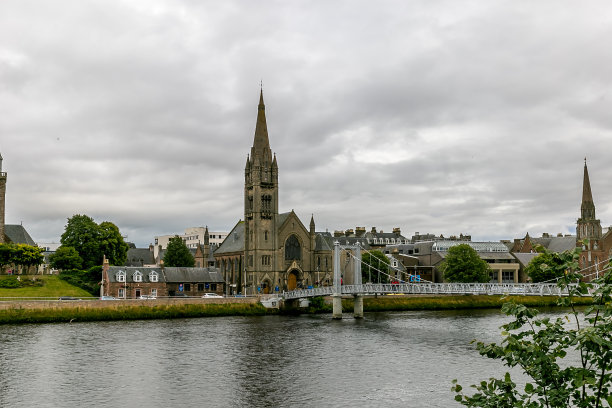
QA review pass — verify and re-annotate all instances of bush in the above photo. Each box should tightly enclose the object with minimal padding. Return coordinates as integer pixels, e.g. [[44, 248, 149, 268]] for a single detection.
[[59, 267, 101, 296], [0, 277, 20, 288]]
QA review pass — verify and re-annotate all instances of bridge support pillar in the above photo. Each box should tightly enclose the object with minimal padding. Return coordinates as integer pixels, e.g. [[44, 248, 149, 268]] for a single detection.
[[332, 295, 343, 319], [353, 294, 364, 319]]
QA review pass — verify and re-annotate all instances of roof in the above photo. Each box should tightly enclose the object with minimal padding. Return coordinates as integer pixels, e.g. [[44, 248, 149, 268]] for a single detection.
[[314, 232, 370, 251], [433, 241, 509, 253], [513, 252, 539, 267], [106, 266, 224, 283], [4, 224, 36, 245], [125, 248, 155, 266], [214, 221, 245, 254]]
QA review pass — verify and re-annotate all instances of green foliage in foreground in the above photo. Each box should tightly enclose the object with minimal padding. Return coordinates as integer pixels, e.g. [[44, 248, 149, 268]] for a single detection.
[[0, 275, 91, 298], [452, 245, 612, 408], [0, 303, 270, 324]]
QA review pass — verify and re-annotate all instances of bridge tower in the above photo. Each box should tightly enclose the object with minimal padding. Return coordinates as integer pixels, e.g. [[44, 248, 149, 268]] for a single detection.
[[332, 241, 364, 319]]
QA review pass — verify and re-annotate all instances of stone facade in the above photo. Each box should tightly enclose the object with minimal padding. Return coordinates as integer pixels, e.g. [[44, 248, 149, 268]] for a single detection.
[[577, 160, 612, 280], [215, 90, 337, 295]]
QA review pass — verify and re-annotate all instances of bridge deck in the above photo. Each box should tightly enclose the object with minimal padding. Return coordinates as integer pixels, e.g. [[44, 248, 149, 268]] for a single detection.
[[282, 282, 585, 300]]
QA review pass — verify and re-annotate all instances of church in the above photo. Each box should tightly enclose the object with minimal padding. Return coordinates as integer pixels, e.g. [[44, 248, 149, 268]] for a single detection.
[[214, 90, 343, 295], [576, 160, 612, 280]]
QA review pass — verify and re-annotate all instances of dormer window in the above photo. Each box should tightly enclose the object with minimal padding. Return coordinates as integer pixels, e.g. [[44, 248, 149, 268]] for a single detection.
[[133, 271, 143, 282], [116, 271, 126, 282], [149, 271, 159, 283]]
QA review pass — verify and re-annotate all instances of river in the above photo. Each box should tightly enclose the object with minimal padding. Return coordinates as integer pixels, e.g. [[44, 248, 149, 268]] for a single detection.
[[0, 308, 569, 407]]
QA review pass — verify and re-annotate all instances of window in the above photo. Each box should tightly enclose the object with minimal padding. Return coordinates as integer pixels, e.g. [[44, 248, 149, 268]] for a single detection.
[[210, 283, 217, 291], [184, 283, 191, 292], [118, 288, 125, 298], [116, 271, 126, 282], [198, 283, 204, 291], [264, 230, 268, 241], [285, 235, 301, 260], [502, 270, 514, 283], [133, 271, 143, 282], [262, 255, 271, 266], [149, 271, 159, 282], [151, 289, 157, 297]]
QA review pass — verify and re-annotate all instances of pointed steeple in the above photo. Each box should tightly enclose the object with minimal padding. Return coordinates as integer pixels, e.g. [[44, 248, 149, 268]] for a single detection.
[[204, 226, 210, 246], [581, 159, 596, 220], [310, 214, 315, 233], [250, 88, 273, 164]]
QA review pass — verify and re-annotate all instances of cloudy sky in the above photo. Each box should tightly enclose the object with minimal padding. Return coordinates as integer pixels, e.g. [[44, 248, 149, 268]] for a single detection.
[[1, 0, 611, 247]]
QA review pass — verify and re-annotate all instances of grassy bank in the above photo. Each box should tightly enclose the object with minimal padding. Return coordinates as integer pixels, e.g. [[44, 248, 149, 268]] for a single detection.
[[0, 275, 92, 299], [0, 302, 271, 325], [295, 294, 594, 314]]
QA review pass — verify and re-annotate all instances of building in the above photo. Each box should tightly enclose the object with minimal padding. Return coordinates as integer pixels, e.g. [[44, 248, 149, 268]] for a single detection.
[[577, 160, 612, 280], [214, 90, 338, 295], [102, 262, 225, 298], [385, 240, 520, 283], [153, 226, 228, 258]]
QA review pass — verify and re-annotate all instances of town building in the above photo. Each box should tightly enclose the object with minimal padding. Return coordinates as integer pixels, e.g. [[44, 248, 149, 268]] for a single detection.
[[102, 261, 225, 298], [153, 227, 228, 258], [214, 90, 338, 295], [576, 160, 612, 280]]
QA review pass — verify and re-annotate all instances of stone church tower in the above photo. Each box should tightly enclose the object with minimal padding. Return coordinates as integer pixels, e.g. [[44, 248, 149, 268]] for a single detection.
[[577, 159, 605, 277], [244, 89, 279, 289], [0, 153, 6, 244]]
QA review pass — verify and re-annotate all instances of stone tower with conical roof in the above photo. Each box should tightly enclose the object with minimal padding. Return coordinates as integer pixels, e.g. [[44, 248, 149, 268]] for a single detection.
[[0, 153, 6, 244], [577, 159, 604, 276], [244, 89, 279, 288]]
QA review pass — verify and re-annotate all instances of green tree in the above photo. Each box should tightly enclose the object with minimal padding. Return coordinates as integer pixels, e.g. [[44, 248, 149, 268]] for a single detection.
[[10, 244, 44, 274], [60, 215, 101, 269], [49, 246, 83, 270], [163, 236, 195, 267], [452, 246, 612, 407], [525, 247, 566, 283], [99, 221, 128, 266], [0, 243, 15, 273], [362, 250, 391, 283], [440, 244, 490, 283]]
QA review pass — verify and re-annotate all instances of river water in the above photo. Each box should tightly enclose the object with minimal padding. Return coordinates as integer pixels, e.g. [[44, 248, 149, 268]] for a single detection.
[[0, 308, 569, 407]]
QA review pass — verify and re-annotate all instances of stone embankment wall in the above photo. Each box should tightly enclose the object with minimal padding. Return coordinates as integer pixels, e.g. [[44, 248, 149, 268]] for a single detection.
[[0, 297, 259, 311]]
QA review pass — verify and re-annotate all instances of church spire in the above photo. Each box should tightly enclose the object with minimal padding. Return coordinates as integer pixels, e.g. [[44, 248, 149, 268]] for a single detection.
[[581, 159, 596, 220], [250, 88, 273, 164]]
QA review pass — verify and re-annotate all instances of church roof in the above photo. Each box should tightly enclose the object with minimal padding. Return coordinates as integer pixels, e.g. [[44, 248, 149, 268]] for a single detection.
[[582, 160, 594, 205], [250, 89, 273, 165], [4, 224, 36, 245], [125, 248, 155, 266], [214, 221, 245, 254]]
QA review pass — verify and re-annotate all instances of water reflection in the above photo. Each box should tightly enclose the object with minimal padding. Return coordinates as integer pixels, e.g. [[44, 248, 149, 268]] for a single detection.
[[0, 308, 564, 407]]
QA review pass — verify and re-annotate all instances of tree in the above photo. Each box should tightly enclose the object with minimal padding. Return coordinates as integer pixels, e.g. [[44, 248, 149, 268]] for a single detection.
[[163, 236, 195, 267], [440, 244, 490, 283], [99, 221, 128, 266], [452, 246, 612, 407], [362, 250, 391, 283], [59, 215, 128, 269], [49, 246, 83, 270], [525, 247, 566, 283], [60, 215, 101, 269], [0, 243, 15, 273]]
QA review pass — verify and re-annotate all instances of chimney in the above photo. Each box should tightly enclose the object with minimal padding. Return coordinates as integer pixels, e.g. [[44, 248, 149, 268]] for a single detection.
[[393, 227, 401, 235], [371, 227, 377, 233], [334, 230, 344, 237], [345, 229, 354, 237], [355, 227, 366, 236]]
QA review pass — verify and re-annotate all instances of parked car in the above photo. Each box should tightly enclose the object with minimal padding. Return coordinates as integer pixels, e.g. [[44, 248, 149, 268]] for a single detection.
[[201, 293, 223, 298], [138, 295, 156, 299], [58, 296, 81, 300], [100, 296, 116, 300], [171, 293, 188, 297]]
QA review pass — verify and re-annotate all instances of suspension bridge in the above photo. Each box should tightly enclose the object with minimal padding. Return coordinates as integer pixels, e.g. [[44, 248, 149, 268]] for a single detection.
[[279, 242, 599, 319]]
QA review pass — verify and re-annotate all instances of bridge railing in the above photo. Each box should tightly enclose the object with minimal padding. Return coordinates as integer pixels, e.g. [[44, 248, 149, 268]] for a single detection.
[[282, 282, 589, 300]]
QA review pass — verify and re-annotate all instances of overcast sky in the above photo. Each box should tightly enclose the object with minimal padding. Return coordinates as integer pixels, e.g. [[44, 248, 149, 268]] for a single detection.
[[1, 0, 612, 247]]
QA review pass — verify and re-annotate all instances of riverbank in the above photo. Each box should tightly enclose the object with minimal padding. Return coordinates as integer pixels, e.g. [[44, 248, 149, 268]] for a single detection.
[[0, 294, 593, 324]]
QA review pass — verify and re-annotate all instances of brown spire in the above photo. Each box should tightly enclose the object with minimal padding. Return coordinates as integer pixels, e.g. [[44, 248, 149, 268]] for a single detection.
[[581, 159, 596, 220], [250, 89, 273, 164]]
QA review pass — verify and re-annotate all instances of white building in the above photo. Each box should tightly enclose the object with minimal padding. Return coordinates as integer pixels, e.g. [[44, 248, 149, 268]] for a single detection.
[[153, 227, 228, 258]]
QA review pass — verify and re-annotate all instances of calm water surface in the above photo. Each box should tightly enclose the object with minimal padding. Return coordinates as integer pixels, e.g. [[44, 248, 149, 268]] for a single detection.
[[0, 308, 570, 407]]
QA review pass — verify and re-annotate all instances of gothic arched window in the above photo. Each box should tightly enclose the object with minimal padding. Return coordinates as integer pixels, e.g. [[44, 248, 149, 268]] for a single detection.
[[285, 235, 301, 260]]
